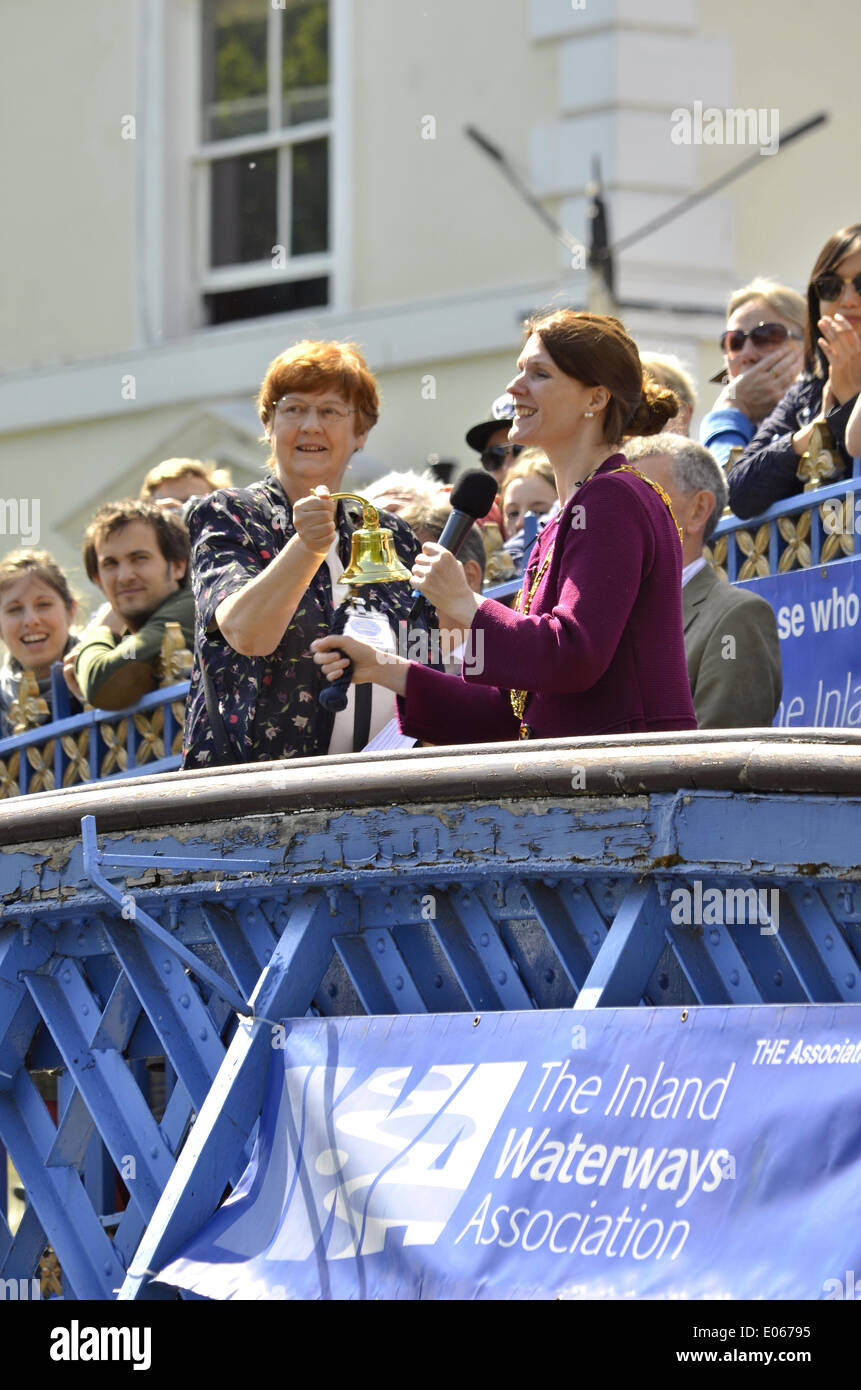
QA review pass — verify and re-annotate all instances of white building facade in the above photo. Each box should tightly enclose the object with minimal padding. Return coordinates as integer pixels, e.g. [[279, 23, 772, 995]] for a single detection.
[[0, 0, 857, 602]]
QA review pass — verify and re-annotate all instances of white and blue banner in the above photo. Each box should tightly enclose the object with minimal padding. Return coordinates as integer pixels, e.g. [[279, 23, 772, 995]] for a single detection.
[[740, 557, 861, 726], [158, 1005, 861, 1300]]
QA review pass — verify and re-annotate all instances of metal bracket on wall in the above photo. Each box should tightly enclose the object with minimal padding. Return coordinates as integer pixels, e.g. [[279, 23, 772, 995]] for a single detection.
[[80, 814, 271, 1016]]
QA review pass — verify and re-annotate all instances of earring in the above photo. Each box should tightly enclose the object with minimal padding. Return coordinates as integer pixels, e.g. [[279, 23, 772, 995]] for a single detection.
[[584, 411, 594, 418]]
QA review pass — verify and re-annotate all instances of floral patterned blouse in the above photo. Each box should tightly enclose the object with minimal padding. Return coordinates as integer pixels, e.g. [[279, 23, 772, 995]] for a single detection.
[[182, 473, 422, 767]]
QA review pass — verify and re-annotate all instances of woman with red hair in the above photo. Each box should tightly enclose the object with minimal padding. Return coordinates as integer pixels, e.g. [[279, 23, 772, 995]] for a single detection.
[[182, 340, 422, 766], [313, 311, 697, 743]]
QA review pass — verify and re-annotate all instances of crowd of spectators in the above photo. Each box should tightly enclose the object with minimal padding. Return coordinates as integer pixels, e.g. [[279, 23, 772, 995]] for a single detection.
[[2, 220, 860, 757]]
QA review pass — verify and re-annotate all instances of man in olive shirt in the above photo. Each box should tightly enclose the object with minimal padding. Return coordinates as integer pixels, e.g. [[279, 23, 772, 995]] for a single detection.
[[64, 500, 194, 710]]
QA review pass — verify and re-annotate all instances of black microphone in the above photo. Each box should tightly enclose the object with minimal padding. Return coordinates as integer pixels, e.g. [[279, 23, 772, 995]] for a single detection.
[[408, 469, 498, 623]]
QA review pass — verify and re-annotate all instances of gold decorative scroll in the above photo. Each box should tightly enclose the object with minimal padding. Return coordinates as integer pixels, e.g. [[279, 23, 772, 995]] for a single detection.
[[159, 622, 193, 686], [777, 510, 812, 572], [797, 421, 840, 492], [133, 707, 165, 765], [735, 524, 771, 580], [7, 669, 49, 734], [704, 534, 728, 581], [0, 751, 21, 798]]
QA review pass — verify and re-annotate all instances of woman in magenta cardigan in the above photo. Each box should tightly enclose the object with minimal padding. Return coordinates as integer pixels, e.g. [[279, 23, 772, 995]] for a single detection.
[[313, 310, 697, 742]]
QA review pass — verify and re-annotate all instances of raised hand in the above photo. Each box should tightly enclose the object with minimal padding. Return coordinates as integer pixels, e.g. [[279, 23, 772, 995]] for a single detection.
[[722, 342, 803, 424], [410, 543, 482, 630], [818, 314, 861, 406], [293, 486, 337, 558]]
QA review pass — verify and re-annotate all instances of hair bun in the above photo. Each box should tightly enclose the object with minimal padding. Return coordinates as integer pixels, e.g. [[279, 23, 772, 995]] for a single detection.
[[626, 379, 679, 437]]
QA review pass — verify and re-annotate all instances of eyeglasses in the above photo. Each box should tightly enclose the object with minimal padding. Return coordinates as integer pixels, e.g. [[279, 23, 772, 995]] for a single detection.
[[813, 272, 861, 303], [274, 399, 356, 423], [480, 444, 524, 470], [720, 322, 803, 354]]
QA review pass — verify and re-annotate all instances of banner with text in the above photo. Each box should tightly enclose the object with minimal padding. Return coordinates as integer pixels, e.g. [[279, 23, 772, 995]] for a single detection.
[[739, 558, 861, 726], [157, 1005, 861, 1300]]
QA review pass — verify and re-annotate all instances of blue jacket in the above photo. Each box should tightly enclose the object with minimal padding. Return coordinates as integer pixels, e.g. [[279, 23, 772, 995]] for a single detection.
[[728, 376, 858, 519], [699, 406, 755, 468]]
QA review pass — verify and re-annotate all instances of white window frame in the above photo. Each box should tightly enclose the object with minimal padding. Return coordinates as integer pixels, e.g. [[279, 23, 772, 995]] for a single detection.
[[191, 0, 351, 317]]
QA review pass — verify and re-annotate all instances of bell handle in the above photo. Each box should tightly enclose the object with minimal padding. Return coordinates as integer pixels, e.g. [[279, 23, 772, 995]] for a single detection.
[[326, 491, 380, 529]]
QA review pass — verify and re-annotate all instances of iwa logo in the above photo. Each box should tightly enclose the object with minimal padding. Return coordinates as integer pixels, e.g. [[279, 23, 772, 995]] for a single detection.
[[215, 1061, 524, 1263]]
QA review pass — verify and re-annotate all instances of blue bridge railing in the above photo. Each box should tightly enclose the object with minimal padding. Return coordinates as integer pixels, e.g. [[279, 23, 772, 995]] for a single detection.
[[0, 677, 188, 798], [1, 733, 860, 1298]]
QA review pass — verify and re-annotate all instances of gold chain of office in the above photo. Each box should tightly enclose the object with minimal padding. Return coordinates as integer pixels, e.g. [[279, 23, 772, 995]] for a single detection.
[[509, 465, 683, 723]]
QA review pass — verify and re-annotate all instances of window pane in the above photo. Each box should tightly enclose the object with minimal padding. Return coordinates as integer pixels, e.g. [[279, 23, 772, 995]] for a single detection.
[[205, 277, 330, 326], [202, 0, 269, 141], [282, 0, 330, 126], [210, 150, 277, 267], [291, 138, 329, 256]]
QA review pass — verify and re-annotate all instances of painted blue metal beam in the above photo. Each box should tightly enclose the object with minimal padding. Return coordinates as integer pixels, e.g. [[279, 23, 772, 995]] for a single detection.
[[81, 816, 253, 1015], [0, 1071, 126, 1300], [25, 963, 177, 1222], [575, 883, 668, 1009]]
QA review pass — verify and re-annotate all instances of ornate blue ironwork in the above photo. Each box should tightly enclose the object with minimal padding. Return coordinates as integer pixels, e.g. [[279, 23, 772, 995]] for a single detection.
[[0, 737, 860, 1298]]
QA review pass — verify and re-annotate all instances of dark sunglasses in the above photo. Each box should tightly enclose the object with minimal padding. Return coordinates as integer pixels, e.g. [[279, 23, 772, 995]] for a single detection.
[[480, 444, 524, 470], [813, 271, 861, 302], [720, 322, 802, 354]]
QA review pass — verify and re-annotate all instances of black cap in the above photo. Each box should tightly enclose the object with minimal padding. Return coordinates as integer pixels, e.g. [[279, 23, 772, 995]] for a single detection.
[[465, 393, 517, 453]]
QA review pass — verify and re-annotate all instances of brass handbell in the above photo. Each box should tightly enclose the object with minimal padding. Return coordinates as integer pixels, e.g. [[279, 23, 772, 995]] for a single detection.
[[328, 493, 412, 586]]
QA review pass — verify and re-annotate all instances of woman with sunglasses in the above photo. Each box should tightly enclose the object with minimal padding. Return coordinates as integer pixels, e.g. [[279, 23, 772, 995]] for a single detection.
[[728, 225, 861, 519], [313, 310, 697, 744], [699, 279, 805, 467]]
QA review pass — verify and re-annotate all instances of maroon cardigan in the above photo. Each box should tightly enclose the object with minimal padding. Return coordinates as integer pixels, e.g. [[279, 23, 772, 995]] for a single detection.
[[397, 454, 697, 744]]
